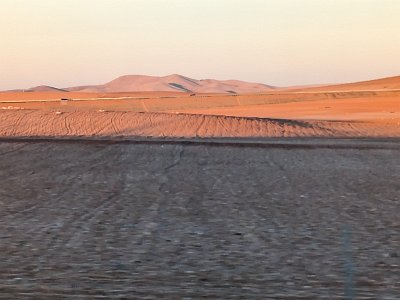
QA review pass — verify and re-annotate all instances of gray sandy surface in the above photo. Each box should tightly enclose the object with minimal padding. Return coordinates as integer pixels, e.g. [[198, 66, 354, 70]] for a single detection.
[[0, 140, 399, 299]]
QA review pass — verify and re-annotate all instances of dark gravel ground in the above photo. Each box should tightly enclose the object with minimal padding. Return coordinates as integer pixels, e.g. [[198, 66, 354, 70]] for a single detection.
[[0, 140, 399, 299]]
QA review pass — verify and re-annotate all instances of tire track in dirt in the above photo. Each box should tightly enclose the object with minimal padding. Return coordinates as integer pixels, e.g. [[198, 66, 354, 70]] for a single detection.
[[0, 142, 56, 220], [2, 110, 35, 136], [0, 143, 399, 298], [0, 143, 29, 156], [2, 144, 122, 269], [41, 146, 128, 257], [63, 112, 73, 135], [130, 145, 186, 267], [1, 110, 400, 138], [194, 115, 206, 137], [262, 151, 345, 295], [10, 111, 27, 136], [0, 153, 121, 285], [64, 193, 120, 249], [0, 112, 17, 134], [110, 112, 119, 135]]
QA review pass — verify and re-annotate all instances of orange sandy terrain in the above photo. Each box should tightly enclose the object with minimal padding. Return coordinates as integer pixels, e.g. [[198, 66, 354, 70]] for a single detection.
[[180, 96, 400, 121], [289, 75, 400, 92], [0, 91, 186, 102], [1, 76, 399, 139], [1, 110, 400, 138]]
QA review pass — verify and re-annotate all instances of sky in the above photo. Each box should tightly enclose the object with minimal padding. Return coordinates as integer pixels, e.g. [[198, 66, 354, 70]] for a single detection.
[[1, 0, 399, 90]]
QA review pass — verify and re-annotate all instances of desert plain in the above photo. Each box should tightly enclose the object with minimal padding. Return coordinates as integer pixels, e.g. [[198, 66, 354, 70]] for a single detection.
[[0, 75, 399, 298], [1, 75, 400, 139]]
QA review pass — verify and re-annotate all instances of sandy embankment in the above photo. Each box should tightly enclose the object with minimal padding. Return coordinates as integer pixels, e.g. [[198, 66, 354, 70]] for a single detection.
[[0, 110, 399, 139]]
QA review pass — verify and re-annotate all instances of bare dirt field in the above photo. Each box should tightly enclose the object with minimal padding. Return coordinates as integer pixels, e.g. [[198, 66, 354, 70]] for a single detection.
[[0, 140, 399, 299], [1, 89, 399, 139], [180, 96, 400, 121], [1, 84, 399, 298]]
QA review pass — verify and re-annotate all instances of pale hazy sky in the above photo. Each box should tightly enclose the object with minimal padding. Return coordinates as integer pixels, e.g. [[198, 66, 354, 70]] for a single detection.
[[1, 0, 399, 89]]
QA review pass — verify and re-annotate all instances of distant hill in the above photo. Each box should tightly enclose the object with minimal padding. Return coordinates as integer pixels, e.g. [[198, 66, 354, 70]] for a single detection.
[[29, 86, 69, 92], [66, 74, 276, 93], [5, 86, 68, 93], [294, 75, 400, 92], [3, 74, 400, 94]]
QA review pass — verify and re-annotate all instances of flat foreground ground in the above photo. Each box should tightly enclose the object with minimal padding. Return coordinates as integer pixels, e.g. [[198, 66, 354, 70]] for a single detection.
[[0, 140, 399, 299]]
